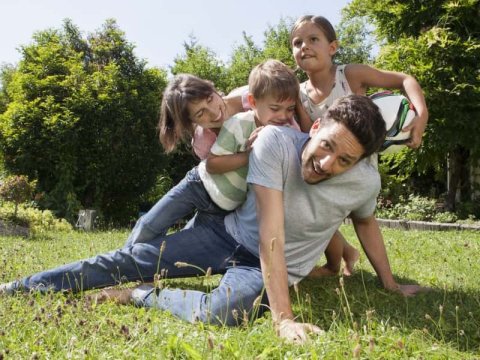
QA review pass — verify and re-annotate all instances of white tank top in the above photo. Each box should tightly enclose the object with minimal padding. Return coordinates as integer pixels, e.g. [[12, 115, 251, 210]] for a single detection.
[[300, 65, 352, 122]]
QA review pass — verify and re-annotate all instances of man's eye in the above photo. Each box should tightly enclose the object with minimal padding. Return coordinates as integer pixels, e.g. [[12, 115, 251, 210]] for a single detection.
[[339, 158, 351, 166]]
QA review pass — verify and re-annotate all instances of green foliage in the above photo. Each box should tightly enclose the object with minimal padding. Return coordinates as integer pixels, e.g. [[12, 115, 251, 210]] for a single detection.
[[171, 36, 229, 93], [0, 202, 72, 235], [347, 0, 480, 205], [336, 13, 375, 65], [261, 19, 297, 68], [0, 19, 169, 224], [138, 172, 173, 211], [376, 193, 477, 223], [0, 175, 36, 218], [432, 211, 459, 223], [377, 194, 438, 221], [226, 32, 264, 91], [0, 175, 35, 207]]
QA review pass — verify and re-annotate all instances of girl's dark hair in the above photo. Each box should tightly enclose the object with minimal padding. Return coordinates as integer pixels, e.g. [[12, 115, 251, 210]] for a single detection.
[[290, 15, 337, 45], [158, 74, 216, 153]]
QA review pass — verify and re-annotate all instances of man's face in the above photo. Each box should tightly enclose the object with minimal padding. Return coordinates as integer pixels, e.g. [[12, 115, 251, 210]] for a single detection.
[[301, 120, 365, 184]]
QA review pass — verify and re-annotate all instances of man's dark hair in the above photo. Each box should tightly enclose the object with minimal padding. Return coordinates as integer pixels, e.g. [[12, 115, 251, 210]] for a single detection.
[[323, 95, 386, 158]]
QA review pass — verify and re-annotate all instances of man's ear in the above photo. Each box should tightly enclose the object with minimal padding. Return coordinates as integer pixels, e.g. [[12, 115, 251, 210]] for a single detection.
[[309, 119, 322, 137], [247, 93, 256, 109]]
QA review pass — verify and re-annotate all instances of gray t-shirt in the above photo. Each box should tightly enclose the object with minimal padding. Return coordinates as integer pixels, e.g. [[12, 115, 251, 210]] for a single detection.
[[224, 126, 380, 284]]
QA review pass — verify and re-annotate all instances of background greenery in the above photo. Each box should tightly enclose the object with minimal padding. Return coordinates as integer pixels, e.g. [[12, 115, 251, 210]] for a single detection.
[[0, 0, 478, 226], [1, 226, 479, 358]]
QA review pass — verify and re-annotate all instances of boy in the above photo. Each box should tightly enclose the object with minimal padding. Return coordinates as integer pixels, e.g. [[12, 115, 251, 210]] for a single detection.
[[198, 59, 299, 210]]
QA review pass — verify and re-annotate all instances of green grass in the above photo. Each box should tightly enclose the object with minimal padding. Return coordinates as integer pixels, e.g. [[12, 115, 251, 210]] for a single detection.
[[1, 226, 479, 359]]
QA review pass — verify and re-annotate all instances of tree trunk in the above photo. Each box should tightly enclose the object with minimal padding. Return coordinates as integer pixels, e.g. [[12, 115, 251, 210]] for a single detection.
[[446, 146, 470, 211]]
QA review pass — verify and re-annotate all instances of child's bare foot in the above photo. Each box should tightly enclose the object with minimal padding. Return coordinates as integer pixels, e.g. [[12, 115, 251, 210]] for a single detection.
[[86, 288, 134, 305], [343, 246, 360, 276], [307, 264, 339, 278]]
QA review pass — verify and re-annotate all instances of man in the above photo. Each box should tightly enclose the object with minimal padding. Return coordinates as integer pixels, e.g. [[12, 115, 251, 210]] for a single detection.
[[0, 95, 425, 344]]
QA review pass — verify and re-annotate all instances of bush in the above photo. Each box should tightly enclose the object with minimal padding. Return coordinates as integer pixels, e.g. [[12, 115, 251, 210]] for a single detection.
[[0, 175, 36, 218], [376, 194, 477, 223], [432, 211, 458, 223], [0, 202, 72, 236]]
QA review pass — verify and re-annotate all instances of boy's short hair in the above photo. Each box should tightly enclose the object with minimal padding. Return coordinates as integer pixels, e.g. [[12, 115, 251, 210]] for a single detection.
[[248, 59, 299, 102], [323, 95, 387, 158]]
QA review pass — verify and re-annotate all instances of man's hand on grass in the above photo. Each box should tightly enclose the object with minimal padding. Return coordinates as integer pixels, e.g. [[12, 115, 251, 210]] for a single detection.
[[276, 319, 324, 344]]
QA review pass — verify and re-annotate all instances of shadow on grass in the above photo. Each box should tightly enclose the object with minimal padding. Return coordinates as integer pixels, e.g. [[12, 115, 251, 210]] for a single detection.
[[295, 270, 480, 354], [88, 269, 479, 354]]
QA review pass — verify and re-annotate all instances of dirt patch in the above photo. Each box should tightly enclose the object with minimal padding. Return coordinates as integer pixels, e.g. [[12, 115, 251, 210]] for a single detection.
[[0, 219, 29, 237]]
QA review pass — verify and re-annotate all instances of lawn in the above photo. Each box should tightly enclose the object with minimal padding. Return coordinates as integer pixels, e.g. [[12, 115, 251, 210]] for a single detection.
[[0, 226, 479, 359]]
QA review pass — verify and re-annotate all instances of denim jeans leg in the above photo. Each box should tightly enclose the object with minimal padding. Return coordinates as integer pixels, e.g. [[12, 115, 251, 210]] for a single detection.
[[124, 166, 228, 248], [132, 244, 266, 326], [20, 217, 240, 293]]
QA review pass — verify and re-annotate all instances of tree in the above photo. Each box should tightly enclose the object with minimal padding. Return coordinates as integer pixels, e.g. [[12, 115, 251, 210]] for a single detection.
[[0, 175, 36, 219], [347, 0, 480, 209], [171, 36, 228, 93], [226, 32, 263, 92], [335, 12, 375, 65], [0, 19, 168, 224]]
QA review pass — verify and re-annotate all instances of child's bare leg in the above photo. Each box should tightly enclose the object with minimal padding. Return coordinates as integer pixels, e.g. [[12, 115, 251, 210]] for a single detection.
[[340, 233, 360, 276], [86, 288, 134, 305], [307, 231, 343, 278]]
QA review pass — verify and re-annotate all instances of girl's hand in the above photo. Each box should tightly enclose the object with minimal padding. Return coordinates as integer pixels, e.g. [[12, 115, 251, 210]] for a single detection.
[[403, 112, 428, 149]]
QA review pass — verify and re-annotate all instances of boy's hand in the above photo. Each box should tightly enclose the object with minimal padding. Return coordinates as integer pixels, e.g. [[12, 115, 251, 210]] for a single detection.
[[245, 126, 264, 152]]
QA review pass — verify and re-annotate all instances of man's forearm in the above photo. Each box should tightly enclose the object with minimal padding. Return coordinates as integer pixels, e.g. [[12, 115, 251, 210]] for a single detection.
[[254, 184, 294, 322], [352, 216, 398, 289], [259, 239, 294, 322]]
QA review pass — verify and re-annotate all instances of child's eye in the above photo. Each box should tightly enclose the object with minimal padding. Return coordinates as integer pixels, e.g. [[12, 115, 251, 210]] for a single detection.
[[292, 39, 302, 47]]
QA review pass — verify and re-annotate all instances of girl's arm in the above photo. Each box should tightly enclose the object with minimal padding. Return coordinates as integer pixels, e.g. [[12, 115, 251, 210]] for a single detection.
[[345, 64, 429, 149], [295, 96, 313, 133], [224, 85, 250, 115], [206, 152, 250, 174]]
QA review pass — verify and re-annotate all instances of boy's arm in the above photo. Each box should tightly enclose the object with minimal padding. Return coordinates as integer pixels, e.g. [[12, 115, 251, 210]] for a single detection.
[[345, 64, 429, 149], [351, 214, 429, 296], [254, 184, 322, 344]]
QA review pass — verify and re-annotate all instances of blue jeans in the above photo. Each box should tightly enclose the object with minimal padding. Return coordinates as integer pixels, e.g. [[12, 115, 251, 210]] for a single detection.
[[15, 216, 266, 326], [124, 166, 229, 248]]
